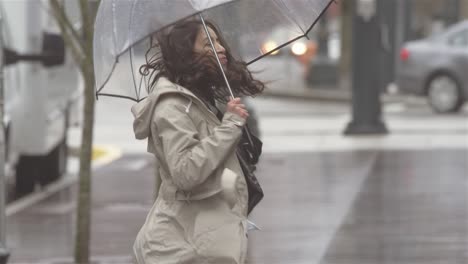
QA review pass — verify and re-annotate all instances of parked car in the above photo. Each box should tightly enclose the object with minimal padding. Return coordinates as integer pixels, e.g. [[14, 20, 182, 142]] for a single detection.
[[1, 0, 83, 197], [396, 20, 468, 113]]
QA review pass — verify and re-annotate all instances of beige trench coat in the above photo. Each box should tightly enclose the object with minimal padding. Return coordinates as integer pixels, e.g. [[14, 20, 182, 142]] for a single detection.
[[131, 77, 249, 264]]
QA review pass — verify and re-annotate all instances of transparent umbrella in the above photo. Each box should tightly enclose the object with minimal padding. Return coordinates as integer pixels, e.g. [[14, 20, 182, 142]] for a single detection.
[[93, 0, 335, 102]]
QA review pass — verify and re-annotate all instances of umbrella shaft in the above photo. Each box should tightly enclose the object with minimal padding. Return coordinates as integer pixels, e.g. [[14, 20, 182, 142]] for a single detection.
[[199, 15, 254, 148], [199, 14, 235, 99]]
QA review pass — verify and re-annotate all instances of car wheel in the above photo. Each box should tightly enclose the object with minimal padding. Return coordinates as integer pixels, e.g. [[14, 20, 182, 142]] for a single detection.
[[38, 138, 68, 186], [39, 110, 69, 186], [427, 74, 463, 113], [15, 156, 40, 198]]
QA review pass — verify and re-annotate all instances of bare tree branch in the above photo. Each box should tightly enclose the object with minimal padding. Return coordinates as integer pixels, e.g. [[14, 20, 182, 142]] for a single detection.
[[49, 0, 85, 63], [50, 0, 84, 48], [51, 14, 84, 69]]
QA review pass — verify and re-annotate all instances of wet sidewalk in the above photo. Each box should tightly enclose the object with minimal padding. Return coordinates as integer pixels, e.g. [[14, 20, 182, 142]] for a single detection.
[[6, 148, 468, 263], [7, 154, 156, 264], [248, 150, 468, 264]]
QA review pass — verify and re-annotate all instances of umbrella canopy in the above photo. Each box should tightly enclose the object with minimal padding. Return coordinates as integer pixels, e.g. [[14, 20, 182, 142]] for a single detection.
[[94, 0, 335, 102]]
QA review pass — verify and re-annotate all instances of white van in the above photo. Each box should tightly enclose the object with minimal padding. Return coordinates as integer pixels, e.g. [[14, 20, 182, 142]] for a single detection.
[[1, 0, 82, 197]]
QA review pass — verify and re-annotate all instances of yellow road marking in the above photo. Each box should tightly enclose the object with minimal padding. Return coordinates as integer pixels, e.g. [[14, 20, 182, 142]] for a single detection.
[[91, 145, 123, 167], [92, 147, 108, 160]]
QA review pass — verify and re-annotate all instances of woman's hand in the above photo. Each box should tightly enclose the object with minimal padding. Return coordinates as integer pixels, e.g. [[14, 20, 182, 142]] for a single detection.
[[226, 98, 249, 119]]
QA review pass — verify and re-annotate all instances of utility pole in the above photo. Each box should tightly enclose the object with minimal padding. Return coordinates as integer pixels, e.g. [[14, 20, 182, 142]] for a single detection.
[[446, 0, 460, 25], [344, 0, 388, 135], [0, 11, 10, 264], [462, 0, 468, 19]]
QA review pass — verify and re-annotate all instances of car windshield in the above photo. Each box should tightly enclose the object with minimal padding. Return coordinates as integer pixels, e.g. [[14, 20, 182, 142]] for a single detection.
[[421, 21, 467, 44], [426, 32, 444, 41], [439, 22, 468, 42]]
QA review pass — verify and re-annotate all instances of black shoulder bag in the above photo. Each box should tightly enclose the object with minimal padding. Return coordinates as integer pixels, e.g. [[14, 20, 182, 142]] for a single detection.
[[236, 125, 264, 215]]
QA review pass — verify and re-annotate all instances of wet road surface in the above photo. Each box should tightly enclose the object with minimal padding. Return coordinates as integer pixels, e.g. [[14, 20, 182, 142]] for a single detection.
[[7, 149, 468, 264]]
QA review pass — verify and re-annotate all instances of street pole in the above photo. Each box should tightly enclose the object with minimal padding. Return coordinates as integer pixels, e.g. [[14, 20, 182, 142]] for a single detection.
[[0, 12, 10, 264], [446, 0, 460, 25], [404, 0, 413, 41], [462, 0, 468, 19], [395, 0, 405, 77], [317, 13, 329, 56], [344, 0, 388, 135]]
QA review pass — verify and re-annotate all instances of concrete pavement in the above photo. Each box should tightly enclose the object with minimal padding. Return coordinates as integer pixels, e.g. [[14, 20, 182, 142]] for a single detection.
[[6, 148, 468, 264]]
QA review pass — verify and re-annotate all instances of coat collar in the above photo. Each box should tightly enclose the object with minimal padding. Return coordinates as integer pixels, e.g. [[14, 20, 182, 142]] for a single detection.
[[131, 77, 222, 140]]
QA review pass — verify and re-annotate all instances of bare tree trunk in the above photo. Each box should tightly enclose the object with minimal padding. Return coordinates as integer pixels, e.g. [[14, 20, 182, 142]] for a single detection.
[[73, 0, 96, 262], [49, 0, 97, 263], [74, 64, 95, 264]]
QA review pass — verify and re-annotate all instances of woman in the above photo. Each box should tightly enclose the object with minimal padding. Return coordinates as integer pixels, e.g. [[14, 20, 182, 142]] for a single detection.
[[131, 19, 265, 264]]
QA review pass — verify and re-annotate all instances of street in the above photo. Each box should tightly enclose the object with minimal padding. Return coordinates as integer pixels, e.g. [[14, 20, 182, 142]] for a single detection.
[[6, 92, 468, 263], [2, 0, 468, 263]]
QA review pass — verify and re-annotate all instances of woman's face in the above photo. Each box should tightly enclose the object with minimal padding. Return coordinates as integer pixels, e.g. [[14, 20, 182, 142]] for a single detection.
[[193, 26, 227, 66]]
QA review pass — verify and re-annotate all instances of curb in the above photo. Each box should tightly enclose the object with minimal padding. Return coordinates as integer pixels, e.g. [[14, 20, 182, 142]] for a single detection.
[[261, 89, 350, 102], [6, 145, 122, 217], [261, 89, 426, 106]]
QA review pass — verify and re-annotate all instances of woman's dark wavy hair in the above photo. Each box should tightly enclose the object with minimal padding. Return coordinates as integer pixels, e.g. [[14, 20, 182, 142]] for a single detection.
[[140, 19, 265, 103]]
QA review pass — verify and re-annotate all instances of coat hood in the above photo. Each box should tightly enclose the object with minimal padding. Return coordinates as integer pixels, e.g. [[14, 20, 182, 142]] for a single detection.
[[131, 77, 197, 141]]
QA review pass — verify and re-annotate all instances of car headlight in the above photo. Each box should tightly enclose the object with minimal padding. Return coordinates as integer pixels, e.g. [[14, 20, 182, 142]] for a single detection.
[[291, 42, 307, 56], [262, 41, 279, 55]]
